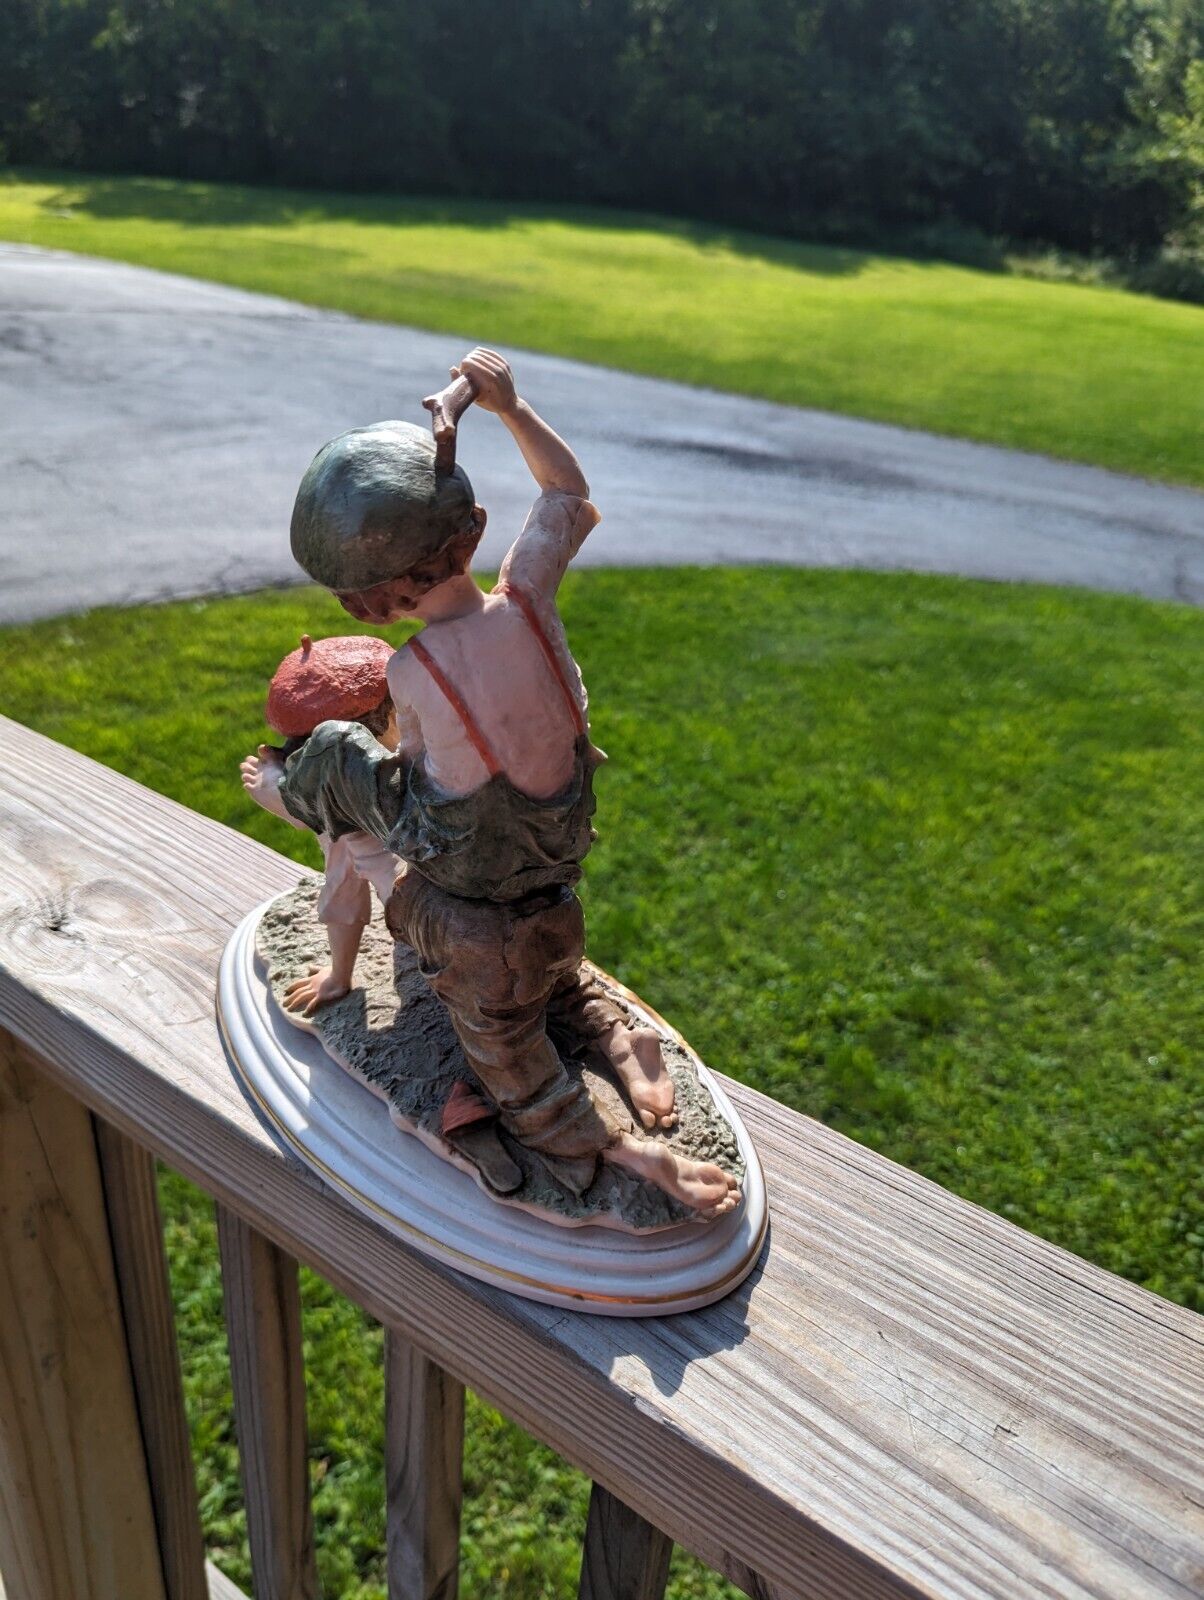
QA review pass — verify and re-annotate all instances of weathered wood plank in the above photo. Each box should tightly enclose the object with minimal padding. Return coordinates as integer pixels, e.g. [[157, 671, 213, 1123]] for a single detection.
[[0, 1031, 167, 1600], [579, 1484, 672, 1600], [384, 1330, 464, 1600], [215, 1207, 318, 1600], [1, 714, 1202, 1600], [96, 1119, 210, 1600]]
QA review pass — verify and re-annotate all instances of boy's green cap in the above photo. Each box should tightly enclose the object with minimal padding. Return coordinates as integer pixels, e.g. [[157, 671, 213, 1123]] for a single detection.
[[291, 420, 475, 591]]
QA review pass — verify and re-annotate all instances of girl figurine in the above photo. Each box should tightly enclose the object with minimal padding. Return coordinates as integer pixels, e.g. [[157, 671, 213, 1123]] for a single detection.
[[243, 633, 401, 1017]]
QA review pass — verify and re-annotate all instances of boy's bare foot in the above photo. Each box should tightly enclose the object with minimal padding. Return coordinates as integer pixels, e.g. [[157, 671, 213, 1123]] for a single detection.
[[598, 1022, 677, 1130], [605, 1133, 741, 1219]]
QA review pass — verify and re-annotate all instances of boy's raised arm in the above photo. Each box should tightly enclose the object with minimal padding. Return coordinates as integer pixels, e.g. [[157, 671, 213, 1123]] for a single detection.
[[496, 493, 600, 601], [453, 348, 589, 498], [453, 348, 599, 599]]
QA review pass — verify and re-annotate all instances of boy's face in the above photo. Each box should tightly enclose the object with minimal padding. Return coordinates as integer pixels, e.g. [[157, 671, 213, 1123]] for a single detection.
[[333, 510, 486, 625]]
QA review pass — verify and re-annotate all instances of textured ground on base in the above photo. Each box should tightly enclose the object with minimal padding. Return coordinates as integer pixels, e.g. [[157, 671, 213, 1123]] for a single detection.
[[258, 876, 743, 1230]]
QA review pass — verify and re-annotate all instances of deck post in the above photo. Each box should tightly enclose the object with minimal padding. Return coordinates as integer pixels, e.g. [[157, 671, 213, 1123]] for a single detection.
[[95, 1120, 209, 1600], [578, 1483, 672, 1600], [216, 1205, 318, 1600], [383, 1329, 465, 1600], [0, 1032, 168, 1600]]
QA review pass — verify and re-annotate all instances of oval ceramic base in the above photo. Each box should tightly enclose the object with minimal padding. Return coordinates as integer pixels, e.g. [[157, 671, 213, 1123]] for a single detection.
[[218, 899, 768, 1315]]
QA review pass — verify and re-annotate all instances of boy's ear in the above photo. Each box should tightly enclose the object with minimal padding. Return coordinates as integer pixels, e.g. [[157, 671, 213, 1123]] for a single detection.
[[455, 505, 487, 562], [441, 513, 486, 578]]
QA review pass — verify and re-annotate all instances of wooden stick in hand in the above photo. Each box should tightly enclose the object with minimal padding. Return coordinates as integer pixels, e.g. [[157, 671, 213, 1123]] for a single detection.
[[422, 374, 478, 474]]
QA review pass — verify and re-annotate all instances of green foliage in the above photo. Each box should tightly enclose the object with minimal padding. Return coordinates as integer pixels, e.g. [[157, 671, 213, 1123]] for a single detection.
[[2, 571, 1202, 1592], [2, 170, 1203, 486], [2, 0, 1203, 262], [1123, 1, 1204, 231], [1144, 59, 1204, 242]]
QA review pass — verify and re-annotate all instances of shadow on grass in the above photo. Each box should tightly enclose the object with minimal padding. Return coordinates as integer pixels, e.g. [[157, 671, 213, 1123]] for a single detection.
[[7, 167, 896, 280]]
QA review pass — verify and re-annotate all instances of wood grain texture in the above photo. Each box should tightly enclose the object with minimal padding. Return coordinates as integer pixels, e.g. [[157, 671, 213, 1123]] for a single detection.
[[0, 1032, 167, 1600], [579, 1484, 672, 1600], [96, 1119, 209, 1600], [0, 714, 1202, 1600], [215, 1207, 318, 1600], [384, 1330, 465, 1600]]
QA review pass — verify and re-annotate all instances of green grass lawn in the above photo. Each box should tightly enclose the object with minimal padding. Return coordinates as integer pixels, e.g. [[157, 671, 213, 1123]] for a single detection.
[[2, 570, 1202, 1595], [3, 169, 1203, 487]]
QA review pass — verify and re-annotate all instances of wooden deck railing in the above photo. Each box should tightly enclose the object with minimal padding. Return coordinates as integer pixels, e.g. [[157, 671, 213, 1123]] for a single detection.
[[0, 711, 1201, 1600]]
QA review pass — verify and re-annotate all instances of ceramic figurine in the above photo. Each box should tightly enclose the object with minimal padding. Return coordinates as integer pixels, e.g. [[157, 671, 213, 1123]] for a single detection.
[[224, 349, 766, 1311]]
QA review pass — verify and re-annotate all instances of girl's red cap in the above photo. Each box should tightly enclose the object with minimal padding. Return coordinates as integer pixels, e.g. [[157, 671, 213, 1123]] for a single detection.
[[265, 634, 394, 737]]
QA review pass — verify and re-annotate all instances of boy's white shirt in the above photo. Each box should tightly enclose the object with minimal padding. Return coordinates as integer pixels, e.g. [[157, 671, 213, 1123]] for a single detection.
[[499, 489, 600, 603]]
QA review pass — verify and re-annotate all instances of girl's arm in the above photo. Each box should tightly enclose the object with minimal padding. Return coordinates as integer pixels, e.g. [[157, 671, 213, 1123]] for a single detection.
[[284, 834, 370, 1016]]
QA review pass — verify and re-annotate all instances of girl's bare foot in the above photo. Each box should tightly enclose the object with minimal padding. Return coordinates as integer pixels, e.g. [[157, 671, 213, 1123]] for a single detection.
[[605, 1133, 740, 1219], [598, 1022, 677, 1130]]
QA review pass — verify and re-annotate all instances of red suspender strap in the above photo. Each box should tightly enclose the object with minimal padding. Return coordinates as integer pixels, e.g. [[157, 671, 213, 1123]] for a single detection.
[[407, 636, 504, 778], [496, 581, 587, 737]]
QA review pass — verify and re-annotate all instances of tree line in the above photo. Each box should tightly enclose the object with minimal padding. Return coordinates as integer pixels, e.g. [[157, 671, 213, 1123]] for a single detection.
[[4, 0, 1202, 286]]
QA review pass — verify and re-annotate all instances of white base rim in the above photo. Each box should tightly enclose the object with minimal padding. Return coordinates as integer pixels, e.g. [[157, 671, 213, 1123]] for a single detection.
[[218, 895, 768, 1315]]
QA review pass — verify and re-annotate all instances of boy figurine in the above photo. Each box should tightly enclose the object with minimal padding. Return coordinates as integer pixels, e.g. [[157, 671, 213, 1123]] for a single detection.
[[244, 349, 739, 1219]]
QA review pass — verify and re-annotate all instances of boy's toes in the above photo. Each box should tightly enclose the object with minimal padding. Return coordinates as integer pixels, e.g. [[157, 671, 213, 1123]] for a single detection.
[[639, 1107, 656, 1130], [697, 1182, 742, 1220]]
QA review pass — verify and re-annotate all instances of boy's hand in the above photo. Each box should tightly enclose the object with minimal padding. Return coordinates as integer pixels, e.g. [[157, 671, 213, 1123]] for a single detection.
[[451, 348, 517, 416]]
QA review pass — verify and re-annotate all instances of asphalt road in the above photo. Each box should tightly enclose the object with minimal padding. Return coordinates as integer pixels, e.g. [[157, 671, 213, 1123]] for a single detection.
[[3, 243, 1203, 624]]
